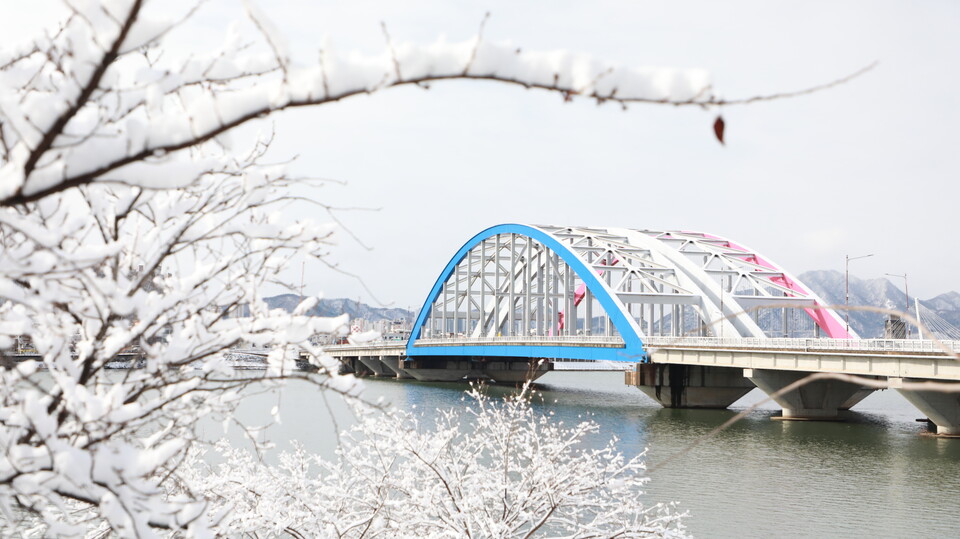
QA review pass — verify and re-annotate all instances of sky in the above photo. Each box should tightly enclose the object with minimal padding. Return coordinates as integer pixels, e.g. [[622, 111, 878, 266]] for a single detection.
[[4, 1, 959, 310]]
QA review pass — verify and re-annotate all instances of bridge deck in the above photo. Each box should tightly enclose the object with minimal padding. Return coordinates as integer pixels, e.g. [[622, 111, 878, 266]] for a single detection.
[[642, 336, 960, 356], [323, 337, 960, 381]]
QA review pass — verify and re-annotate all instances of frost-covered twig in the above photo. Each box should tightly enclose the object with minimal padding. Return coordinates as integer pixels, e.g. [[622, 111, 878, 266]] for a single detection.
[[0, 2, 873, 207], [180, 388, 689, 537]]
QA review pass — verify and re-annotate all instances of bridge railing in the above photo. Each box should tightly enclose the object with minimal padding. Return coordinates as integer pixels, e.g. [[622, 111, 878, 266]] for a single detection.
[[412, 335, 625, 347], [642, 336, 960, 354], [326, 335, 960, 357]]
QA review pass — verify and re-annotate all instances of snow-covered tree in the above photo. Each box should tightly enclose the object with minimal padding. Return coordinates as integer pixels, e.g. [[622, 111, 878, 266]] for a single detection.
[[0, 0, 783, 535], [182, 386, 687, 538]]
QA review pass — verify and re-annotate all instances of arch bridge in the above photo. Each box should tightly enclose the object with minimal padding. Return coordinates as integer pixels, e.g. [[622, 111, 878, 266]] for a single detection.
[[407, 223, 850, 362], [328, 224, 960, 436]]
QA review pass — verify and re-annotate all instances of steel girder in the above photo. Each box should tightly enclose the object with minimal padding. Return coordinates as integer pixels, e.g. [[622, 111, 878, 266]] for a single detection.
[[406, 224, 647, 362], [632, 229, 854, 339], [406, 224, 854, 362]]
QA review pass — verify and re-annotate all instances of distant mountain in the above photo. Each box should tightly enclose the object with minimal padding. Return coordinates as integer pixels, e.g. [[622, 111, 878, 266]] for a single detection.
[[264, 275, 959, 340], [923, 291, 960, 328], [264, 294, 415, 323], [798, 270, 959, 338]]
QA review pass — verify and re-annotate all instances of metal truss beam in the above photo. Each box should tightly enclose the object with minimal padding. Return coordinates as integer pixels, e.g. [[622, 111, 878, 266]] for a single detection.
[[407, 223, 853, 363]]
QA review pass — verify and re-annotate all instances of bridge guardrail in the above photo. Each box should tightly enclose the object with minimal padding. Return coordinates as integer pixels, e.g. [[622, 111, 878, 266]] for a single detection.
[[412, 336, 625, 347], [641, 336, 960, 354], [325, 336, 960, 356]]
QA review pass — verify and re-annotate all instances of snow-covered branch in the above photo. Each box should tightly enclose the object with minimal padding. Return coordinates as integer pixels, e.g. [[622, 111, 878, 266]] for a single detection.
[[181, 387, 688, 537], [0, 0, 723, 208], [0, 3, 367, 533]]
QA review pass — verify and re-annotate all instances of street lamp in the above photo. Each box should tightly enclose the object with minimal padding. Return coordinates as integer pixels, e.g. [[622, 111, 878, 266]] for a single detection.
[[885, 272, 910, 337], [845, 253, 874, 334]]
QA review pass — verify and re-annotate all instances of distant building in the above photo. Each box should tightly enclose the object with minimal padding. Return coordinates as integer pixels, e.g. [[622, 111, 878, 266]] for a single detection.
[[884, 315, 906, 339]]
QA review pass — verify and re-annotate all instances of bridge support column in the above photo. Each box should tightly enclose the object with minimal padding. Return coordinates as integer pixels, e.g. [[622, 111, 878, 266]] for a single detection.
[[402, 357, 483, 382], [745, 369, 876, 420], [896, 379, 960, 435], [482, 359, 552, 384], [334, 357, 352, 375], [338, 357, 373, 376], [357, 356, 392, 377], [626, 364, 755, 409], [380, 357, 414, 379]]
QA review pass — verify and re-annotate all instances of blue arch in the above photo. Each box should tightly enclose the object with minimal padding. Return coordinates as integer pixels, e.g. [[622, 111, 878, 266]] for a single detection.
[[405, 224, 647, 362]]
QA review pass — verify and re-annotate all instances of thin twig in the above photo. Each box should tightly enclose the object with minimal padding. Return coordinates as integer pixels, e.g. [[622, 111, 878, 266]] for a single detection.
[[380, 21, 402, 81], [463, 12, 491, 76]]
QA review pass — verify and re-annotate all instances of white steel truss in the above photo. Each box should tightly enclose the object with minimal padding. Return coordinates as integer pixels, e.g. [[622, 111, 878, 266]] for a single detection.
[[421, 232, 624, 340], [418, 225, 854, 343]]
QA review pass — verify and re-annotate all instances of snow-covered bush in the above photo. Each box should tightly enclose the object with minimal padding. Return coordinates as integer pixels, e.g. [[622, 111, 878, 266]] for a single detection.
[[0, 0, 716, 535], [182, 386, 688, 538]]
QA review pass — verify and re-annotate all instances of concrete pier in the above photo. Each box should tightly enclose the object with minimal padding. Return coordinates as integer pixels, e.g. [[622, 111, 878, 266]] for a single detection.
[[745, 368, 876, 420], [481, 359, 552, 383], [896, 378, 960, 435], [626, 364, 755, 409], [400, 357, 554, 383], [402, 357, 483, 382], [357, 356, 392, 377], [379, 357, 414, 379], [337, 357, 373, 376]]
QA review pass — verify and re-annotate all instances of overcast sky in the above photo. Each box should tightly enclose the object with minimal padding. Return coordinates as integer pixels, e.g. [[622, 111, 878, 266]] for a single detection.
[[6, 1, 959, 310]]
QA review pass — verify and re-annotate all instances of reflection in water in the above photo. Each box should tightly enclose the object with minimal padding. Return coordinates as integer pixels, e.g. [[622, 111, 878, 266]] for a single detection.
[[215, 371, 960, 538]]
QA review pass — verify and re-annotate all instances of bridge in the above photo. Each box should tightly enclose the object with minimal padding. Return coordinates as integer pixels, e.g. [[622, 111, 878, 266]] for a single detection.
[[326, 224, 960, 435]]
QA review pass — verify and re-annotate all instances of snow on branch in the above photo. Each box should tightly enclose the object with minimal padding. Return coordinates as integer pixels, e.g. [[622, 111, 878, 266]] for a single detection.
[[0, 1, 722, 207], [1, 0, 874, 207], [0, 3, 367, 534], [181, 386, 689, 537]]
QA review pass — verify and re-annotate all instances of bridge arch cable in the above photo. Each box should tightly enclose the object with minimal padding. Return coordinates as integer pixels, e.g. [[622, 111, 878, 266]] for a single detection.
[[915, 302, 960, 341]]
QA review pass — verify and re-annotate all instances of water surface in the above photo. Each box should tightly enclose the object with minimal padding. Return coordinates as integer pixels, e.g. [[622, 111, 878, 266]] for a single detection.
[[215, 371, 960, 538]]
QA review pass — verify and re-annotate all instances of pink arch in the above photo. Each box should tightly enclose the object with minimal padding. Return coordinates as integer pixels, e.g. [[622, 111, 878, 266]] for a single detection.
[[695, 232, 853, 339]]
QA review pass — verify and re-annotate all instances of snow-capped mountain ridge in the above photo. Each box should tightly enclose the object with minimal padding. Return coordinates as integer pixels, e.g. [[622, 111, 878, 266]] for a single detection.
[[798, 270, 959, 338], [264, 294, 415, 323], [265, 273, 957, 340]]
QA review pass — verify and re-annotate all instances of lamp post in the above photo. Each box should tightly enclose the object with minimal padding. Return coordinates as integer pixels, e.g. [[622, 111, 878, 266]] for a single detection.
[[885, 272, 910, 337], [845, 253, 874, 334]]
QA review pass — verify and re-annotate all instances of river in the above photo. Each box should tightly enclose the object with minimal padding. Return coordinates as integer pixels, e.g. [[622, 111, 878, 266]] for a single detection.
[[210, 370, 960, 538]]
